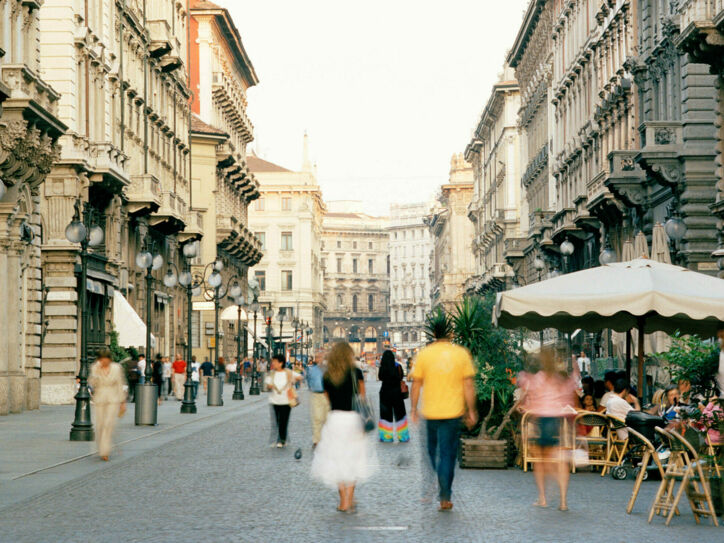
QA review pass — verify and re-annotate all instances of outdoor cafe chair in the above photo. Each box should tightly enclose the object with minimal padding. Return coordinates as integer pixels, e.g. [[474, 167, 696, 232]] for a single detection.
[[602, 415, 629, 477], [705, 433, 722, 478], [572, 411, 610, 474], [648, 427, 718, 527], [521, 411, 574, 473], [625, 426, 665, 514]]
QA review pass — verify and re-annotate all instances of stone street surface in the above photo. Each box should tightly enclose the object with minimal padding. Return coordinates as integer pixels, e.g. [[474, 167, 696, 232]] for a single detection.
[[0, 382, 719, 543]]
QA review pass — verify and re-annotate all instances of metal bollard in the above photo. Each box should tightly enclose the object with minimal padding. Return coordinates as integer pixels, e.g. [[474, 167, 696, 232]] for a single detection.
[[134, 383, 158, 425], [207, 375, 224, 406]]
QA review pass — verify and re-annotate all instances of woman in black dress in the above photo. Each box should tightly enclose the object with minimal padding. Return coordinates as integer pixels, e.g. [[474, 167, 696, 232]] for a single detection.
[[378, 350, 409, 442]]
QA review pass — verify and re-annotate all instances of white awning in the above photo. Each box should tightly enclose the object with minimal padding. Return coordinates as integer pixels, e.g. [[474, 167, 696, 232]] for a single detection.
[[113, 290, 156, 349]]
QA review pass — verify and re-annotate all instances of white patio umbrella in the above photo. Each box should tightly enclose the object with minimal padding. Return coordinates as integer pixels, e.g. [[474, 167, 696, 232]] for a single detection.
[[622, 240, 635, 261], [495, 258, 724, 398], [634, 231, 650, 259], [650, 223, 672, 264]]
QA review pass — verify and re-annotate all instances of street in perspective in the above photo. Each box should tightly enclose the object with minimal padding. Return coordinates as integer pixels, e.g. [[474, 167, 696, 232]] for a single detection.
[[2, 0, 724, 542]]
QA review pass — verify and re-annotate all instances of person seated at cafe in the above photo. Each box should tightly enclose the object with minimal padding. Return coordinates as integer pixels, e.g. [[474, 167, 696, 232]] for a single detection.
[[606, 379, 636, 439], [581, 376, 594, 397], [599, 371, 619, 409], [645, 388, 665, 416], [661, 385, 680, 423], [593, 380, 606, 405], [677, 378, 705, 408], [577, 394, 605, 436]]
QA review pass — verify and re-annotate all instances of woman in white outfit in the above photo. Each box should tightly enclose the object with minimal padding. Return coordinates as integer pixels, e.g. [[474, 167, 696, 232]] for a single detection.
[[311, 342, 373, 513], [264, 354, 301, 447], [88, 348, 127, 461]]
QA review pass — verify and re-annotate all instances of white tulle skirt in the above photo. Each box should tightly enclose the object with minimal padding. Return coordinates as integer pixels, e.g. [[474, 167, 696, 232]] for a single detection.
[[311, 410, 375, 488]]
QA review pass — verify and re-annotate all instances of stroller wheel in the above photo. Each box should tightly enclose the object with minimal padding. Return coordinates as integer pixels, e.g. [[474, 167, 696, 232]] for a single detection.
[[611, 465, 628, 480], [633, 466, 649, 481]]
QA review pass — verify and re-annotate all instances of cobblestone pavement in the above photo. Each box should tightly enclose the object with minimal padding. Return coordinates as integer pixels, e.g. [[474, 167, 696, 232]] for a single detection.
[[0, 382, 720, 543]]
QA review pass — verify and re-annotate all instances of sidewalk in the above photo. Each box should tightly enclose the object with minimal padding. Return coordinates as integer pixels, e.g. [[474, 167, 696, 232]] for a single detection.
[[0, 380, 268, 510]]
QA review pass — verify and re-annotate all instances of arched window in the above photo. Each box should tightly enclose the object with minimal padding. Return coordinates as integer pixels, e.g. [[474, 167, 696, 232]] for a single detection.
[[352, 294, 358, 312], [336, 294, 343, 309], [368, 294, 374, 312]]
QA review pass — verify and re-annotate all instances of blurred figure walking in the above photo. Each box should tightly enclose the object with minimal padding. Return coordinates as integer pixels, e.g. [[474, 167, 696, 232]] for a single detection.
[[172, 354, 186, 400], [518, 348, 579, 511], [265, 355, 301, 447], [306, 351, 329, 448], [410, 326, 477, 511], [88, 349, 127, 461], [311, 342, 373, 513], [378, 350, 409, 443]]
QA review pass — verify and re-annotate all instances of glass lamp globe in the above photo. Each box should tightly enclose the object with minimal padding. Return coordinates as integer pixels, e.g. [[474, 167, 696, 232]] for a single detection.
[[560, 240, 575, 256], [152, 254, 164, 271], [65, 220, 87, 244], [163, 269, 178, 288], [229, 281, 242, 299], [549, 269, 561, 279], [208, 271, 222, 288], [182, 241, 198, 259], [178, 270, 192, 287], [213, 259, 224, 272], [234, 295, 245, 307], [192, 285, 202, 297], [88, 225, 104, 247], [248, 278, 259, 292], [599, 248, 617, 265], [533, 257, 545, 271], [251, 302, 260, 313], [136, 251, 153, 269], [664, 215, 687, 242]]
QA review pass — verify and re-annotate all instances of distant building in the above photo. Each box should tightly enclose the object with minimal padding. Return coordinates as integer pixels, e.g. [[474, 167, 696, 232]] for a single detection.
[[388, 202, 433, 358], [321, 202, 390, 357]]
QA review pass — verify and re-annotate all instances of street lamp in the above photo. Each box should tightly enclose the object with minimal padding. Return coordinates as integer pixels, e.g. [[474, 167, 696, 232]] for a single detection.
[[135, 231, 164, 426], [263, 305, 274, 371], [559, 238, 574, 273], [278, 311, 287, 359], [232, 294, 246, 401], [665, 208, 687, 265], [599, 235, 617, 266], [306, 326, 313, 364], [247, 278, 261, 395], [292, 317, 300, 363], [66, 199, 104, 441]]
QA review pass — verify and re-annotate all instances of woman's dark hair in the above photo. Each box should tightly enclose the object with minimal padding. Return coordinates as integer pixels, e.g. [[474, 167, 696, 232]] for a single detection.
[[593, 380, 606, 399], [272, 354, 286, 366], [582, 393, 597, 410], [581, 376, 594, 394], [378, 350, 398, 381], [96, 348, 113, 360]]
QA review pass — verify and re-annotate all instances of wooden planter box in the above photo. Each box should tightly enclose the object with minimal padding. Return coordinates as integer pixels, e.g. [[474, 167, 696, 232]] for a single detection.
[[459, 438, 507, 469]]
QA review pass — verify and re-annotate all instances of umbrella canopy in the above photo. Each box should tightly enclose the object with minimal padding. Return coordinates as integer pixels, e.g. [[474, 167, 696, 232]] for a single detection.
[[622, 240, 635, 261], [650, 223, 672, 264], [634, 231, 650, 259], [495, 258, 724, 337], [220, 304, 248, 321]]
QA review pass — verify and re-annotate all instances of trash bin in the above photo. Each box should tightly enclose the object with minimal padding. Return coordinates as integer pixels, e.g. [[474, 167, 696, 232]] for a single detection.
[[134, 383, 158, 425], [207, 375, 224, 406]]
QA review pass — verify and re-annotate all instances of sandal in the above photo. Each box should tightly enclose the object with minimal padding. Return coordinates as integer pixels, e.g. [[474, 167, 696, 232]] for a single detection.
[[533, 500, 547, 508]]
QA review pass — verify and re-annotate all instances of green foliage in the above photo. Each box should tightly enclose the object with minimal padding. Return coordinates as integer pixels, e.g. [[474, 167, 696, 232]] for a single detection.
[[108, 329, 130, 364], [424, 305, 452, 341], [659, 333, 719, 400]]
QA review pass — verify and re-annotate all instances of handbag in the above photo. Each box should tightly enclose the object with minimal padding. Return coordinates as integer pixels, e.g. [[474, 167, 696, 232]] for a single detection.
[[351, 369, 375, 433], [286, 370, 299, 408], [398, 365, 409, 400]]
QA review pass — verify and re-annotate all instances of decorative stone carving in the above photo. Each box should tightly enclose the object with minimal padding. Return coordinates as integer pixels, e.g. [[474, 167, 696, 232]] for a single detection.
[[654, 127, 675, 145]]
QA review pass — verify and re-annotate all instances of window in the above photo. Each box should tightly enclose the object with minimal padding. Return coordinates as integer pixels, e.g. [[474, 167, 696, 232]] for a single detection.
[[337, 294, 343, 309], [336, 240, 341, 248], [369, 242, 373, 249], [254, 270, 266, 291], [368, 294, 374, 312], [256, 232, 266, 251], [255, 198, 265, 211], [281, 232, 293, 250], [352, 294, 358, 312], [281, 197, 292, 211], [281, 270, 293, 291], [353, 241, 357, 249], [368, 259, 373, 274], [279, 306, 294, 318], [336, 258, 342, 273], [352, 258, 358, 273]]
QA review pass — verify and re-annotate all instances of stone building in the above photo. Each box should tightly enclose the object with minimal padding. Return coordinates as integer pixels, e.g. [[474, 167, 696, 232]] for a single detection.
[[246, 138, 326, 353], [388, 202, 433, 358], [321, 201, 389, 357], [189, 0, 262, 364], [464, 67, 522, 293], [0, 0, 65, 414], [426, 154, 475, 311]]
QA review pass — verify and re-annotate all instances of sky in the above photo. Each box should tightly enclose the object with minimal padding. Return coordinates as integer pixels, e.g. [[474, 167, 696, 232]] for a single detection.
[[220, 0, 531, 216]]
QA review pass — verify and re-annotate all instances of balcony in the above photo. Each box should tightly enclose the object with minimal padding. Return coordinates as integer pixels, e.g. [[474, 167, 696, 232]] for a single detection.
[[604, 149, 647, 210], [503, 236, 527, 265], [147, 20, 183, 73], [178, 210, 203, 244], [88, 142, 130, 190], [635, 122, 683, 191], [126, 174, 161, 216], [149, 191, 186, 234], [550, 207, 579, 242], [677, 0, 724, 71], [212, 70, 254, 144]]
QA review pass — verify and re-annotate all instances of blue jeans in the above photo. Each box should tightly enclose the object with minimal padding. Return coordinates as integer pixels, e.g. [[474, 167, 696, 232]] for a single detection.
[[425, 418, 461, 502]]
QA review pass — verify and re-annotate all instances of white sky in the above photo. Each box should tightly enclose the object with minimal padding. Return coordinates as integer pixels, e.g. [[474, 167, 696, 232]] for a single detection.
[[220, 0, 531, 216]]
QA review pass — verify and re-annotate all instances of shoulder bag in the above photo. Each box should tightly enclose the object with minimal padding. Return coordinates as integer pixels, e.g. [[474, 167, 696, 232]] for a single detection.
[[351, 369, 375, 433], [397, 364, 409, 400]]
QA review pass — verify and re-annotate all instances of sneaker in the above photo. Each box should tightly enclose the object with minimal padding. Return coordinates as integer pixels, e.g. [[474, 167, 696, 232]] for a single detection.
[[276, 442, 283, 448]]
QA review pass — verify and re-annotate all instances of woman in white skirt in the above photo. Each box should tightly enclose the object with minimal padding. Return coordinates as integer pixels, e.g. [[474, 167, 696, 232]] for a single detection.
[[311, 342, 373, 513]]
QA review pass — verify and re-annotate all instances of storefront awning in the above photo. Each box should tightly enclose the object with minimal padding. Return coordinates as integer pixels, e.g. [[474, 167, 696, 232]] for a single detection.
[[112, 290, 156, 349]]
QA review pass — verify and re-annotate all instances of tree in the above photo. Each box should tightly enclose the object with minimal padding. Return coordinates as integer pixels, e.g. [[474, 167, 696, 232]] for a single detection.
[[659, 333, 718, 400]]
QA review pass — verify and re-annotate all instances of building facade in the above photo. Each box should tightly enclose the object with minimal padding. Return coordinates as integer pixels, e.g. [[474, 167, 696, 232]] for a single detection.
[[0, 0, 65, 414], [321, 202, 389, 357], [189, 0, 262, 365], [426, 154, 475, 311], [246, 139, 326, 353], [388, 202, 433, 358], [465, 67, 522, 293]]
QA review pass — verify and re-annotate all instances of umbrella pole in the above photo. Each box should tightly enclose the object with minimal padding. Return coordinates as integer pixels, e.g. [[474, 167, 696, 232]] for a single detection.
[[625, 330, 632, 382], [637, 318, 645, 404]]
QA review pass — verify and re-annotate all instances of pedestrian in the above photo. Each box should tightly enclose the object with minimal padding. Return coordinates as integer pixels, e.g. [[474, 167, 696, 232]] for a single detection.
[[311, 342, 373, 513], [200, 357, 214, 393], [218, 356, 226, 381], [191, 355, 200, 399], [137, 353, 147, 384], [264, 354, 301, 447], [162, 356, 172, 400], [517, 348, 579, 511], [378, 350, 409, 443], [172, 354, 186, 400], [410, 324, 477, 512], [126, 355, 139, 402], [306, 351, 329, 448], [152, 354, 164, 404], [225, 357, 235, 383], [576, 351, 591, 375], [88, 348, 127, 462], [243, 358, 252, 381]]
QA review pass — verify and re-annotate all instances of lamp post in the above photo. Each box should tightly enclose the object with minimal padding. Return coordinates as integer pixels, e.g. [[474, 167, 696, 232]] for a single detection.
[[533, 256, 545, 350], [559, 238, 574, 273], [247, 278, 261, 395], [292, 317, 300, 363], [665, 208, 687, 265], [264, 305, 274, 371], [232, 295, 246, 400], [278, 311, 287, 359], [306, 326, 313, 365], [599, 235, 617, 265], [135, 232, 165, 426], [66, 199, 104, 441]]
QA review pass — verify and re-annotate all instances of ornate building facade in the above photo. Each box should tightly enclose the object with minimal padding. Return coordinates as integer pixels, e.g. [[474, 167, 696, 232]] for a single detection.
[[426, 154, 475, 310], [388, 202, 433, 358], [464, 67, 522, 293], [0, 0, 65, 414], [321, 201, 389, 357], [246, 139, 325, 353]]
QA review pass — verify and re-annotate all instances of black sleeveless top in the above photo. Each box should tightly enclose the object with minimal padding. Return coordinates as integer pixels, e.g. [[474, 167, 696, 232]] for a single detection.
[[323, 368, 364, 411]]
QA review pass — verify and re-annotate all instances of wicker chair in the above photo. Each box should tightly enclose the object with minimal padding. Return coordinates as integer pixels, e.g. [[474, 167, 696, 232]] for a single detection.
[[705, 433, 722, 477], [625, 427, 665, 514], [572, 411, 610, 473], [602, 415, 629, 477], [521, 411, 573, 472]]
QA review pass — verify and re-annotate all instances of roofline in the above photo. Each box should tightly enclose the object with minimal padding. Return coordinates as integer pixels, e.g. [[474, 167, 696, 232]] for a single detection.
[[190, 129, 229, 143], [468, 80, 519, 150], [191, 6, 260, 88], [507, 0, 547, 68]]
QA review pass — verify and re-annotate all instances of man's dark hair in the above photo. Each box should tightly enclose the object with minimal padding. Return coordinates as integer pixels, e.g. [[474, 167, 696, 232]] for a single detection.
[[96, 348, 113, 360], [604, 371, 617, 385], [614, 378, 629, 394], [593, 380, 606, 399], [272, 354, 286, 365], [615, 370, 627, 382]]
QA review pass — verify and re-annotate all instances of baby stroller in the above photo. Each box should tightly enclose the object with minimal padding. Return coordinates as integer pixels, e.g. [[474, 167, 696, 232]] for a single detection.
[[609, 411, 667, 480]]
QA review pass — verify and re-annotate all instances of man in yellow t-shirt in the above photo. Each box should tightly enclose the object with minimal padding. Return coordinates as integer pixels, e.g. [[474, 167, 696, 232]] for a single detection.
[[410, 335, 477, 511]]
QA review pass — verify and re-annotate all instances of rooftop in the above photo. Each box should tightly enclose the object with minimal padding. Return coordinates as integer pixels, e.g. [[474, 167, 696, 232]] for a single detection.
[[246, 155, 292, 173]]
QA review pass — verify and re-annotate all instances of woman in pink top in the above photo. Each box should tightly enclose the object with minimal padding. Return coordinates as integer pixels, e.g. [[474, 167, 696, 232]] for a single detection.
[[518, 348, 579, 511]]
